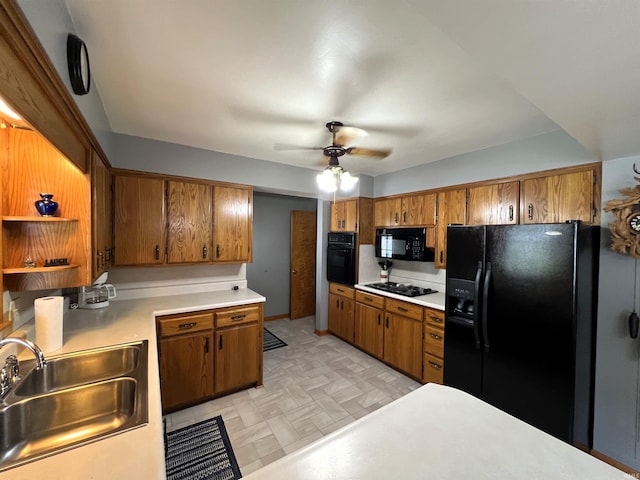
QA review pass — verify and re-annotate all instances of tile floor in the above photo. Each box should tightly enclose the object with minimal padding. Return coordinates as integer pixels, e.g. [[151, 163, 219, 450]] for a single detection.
[[163, 316, 421, 476]]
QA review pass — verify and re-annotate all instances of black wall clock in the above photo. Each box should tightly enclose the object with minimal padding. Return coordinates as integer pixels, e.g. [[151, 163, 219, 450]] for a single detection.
[[67, 34, 91, 95]]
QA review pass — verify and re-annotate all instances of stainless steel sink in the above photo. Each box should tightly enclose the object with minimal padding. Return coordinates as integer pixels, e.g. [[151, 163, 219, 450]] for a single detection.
[[15, 343, 141, 396], [0, 340, 148, 472]]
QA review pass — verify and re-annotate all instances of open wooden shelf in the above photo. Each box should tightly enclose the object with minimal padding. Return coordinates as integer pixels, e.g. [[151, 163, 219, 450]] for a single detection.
[[2, 216, 78, 222], [3, 264, 79, 274]]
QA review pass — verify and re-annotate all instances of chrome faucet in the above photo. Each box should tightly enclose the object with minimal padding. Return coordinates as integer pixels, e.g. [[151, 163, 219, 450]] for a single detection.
[[0, 338, 47, 398]]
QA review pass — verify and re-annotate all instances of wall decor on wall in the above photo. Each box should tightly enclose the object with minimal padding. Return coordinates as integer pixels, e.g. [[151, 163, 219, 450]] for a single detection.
[[604, 164, 640, 258]]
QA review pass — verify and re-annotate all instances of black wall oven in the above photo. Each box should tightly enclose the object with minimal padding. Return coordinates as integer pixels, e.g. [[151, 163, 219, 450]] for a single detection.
[[327, 232, 357, 286]]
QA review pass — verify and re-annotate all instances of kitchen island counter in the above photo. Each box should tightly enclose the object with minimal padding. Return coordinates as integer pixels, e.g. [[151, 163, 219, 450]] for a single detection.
[[0, 288, 265, 480]]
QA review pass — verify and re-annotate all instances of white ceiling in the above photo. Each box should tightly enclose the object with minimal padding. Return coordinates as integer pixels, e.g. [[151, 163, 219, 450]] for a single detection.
[[63, 0, 640, 177]]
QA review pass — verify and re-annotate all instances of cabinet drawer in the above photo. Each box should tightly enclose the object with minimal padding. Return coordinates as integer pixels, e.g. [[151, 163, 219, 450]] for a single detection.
[[330, 283, 355, 298], [216, 304, 261, 328], [424, 325, 445, 358], [423, 352, 444, 384], [157, 312, 214, 338], [356, 291, 385, 309], [386, 298, 423, 321], [424, 308, 445, 328]]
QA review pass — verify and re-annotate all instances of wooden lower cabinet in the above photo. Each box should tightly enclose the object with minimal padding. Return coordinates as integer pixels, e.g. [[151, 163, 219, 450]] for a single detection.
[[157, 302, 263, 413], [157, 312, 215, 412], [328, 284, 355, 342], [423, 307, 445, 384], [215, 323, 261, 394], [354, 302, 384, 358], [384, 313, 423, 379]]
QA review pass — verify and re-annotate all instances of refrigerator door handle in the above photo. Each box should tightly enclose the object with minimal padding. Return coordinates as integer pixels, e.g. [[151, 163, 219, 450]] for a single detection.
[[473, 261, 483, 349], [482, 261, 492, 352]]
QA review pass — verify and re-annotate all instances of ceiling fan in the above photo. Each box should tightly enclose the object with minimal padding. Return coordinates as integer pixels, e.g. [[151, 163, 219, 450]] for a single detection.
[[275, 121, 392, 167]]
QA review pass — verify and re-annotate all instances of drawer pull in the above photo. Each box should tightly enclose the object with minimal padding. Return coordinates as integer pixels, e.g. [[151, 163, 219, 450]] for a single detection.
[[397, 306, 409, 313], [429, 332, 442, 340], [178, 322, 197, 330], [430, 315, 443, 323], [428, 361, 442, 369], [231, 314, 246, 321], [364, 296, 373, 302], [337, 288, 345, 293]]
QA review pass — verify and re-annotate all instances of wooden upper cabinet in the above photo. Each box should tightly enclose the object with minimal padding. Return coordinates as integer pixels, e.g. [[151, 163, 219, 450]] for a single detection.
[[402, 193, 436, 226], [330, 199, 357, 232], [374, 198, 402, 227], [435, 188, 466, 269], [167, 181, 212, 263], [467, 181, 519, 225], [213, 185, 252, 262], [91, 153, 113, 278], [375, 194, 435, 227], [113, 175, 166, 265], [521, 170, 595, 224]]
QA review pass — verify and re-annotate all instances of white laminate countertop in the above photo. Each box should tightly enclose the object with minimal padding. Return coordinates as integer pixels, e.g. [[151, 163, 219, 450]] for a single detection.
[[244, 383, 622, 480], [0, 289, 265, 480], [355, 283, 446, 310]]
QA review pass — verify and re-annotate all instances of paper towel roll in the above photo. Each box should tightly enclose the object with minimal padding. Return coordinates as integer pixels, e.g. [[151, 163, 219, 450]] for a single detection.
[[35, 296, 64, 352]]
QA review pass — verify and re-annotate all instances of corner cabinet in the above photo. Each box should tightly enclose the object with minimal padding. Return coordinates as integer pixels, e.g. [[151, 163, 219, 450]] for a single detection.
[[1, 127, 91, 291]]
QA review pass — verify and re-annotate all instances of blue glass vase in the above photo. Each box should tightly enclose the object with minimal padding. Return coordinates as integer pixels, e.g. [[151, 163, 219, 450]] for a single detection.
[[34, 193, 59, 216]]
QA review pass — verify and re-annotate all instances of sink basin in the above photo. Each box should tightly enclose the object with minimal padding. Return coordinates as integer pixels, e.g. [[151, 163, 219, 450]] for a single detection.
[[15, 343, 141, 396], [0, 341, 148, 472]]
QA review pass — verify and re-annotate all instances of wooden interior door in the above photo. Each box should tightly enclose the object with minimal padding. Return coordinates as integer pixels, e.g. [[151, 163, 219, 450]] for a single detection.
[[290, 210, 317, 319]]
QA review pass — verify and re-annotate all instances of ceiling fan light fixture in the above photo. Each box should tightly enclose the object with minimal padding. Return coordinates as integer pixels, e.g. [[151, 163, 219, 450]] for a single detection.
[[316, 165, 358, 193]]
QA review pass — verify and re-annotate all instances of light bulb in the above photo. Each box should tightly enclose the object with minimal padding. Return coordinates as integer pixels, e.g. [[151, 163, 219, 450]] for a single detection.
[[317, 169, 337, 192], [339, 171, 358, 191]]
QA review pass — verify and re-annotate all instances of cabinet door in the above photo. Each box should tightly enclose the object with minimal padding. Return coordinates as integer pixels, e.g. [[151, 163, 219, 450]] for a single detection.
[[340, 297, 355, 342], [354, 303, 384, 358], [435, 188, 466, 269], [383, 313, 423, 379], [167, 181, 212, 263], [215, 323, 260, 394], [402, 193, 436, 226], [521, 170, 594, 224], [92, 154, 112, 278], [374, 198, 402, 226], [330, 202, 343, 232], [213, 185, 252, 262], [113, 175, 166, 265], [467, 181, 519, 225], [343, 199, 358, 231], [328, 292, 341, 334], [159, 332, 214, 412]]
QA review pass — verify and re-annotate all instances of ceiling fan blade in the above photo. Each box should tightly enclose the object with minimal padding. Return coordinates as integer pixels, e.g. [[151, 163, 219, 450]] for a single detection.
[[274, 143, 323, 151], [335, 126, 367, 147], [346, 147, 391, 159]]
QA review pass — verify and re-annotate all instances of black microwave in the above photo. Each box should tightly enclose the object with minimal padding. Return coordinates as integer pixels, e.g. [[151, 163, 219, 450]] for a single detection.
[[375, 227, 434, 262]]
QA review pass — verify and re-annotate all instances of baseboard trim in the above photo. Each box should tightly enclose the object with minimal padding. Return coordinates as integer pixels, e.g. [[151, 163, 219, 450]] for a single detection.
[[265, 314, 289, 322], [314, 329, 330, 336], [590, 449, 638, 475]]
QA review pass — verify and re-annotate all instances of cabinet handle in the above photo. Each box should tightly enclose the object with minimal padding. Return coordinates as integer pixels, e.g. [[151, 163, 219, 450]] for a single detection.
[[231, 314, 246, 321], [105, 248, 112, 262], [341, 300, 344, 309], [219, 335, 223, 350], [403, 211, 407, 223], [216, 245, 221, 258], [397, 306, 409, 313], [337, 288, 345, 293], [508, 204, 514, 222], [341, 219, 345, 229], [394, 212, 399, 224], [202, 245, 208, 259], [439, 250, 443, 263], [97, 251, 104, 270], [377, 314, 381, 326], [430, 315, 443, 324], [428, 361, 442, 369], [336, 299, 340, 308], [178, 322, 197, 330], [364, 296, 373, 302], [386, 317, 389, 329], [429, 332, 442, 340], [155, 245, 160, 260], [528, 203, 534, 220], [204, 337, 209, 353]]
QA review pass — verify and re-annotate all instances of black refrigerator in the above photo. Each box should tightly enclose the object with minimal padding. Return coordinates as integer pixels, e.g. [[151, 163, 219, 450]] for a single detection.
[[443, 221, 598, 448]]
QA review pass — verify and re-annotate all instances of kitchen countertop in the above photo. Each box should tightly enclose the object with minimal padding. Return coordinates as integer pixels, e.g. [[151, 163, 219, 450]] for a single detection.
[[244, 383, 621, 480], [0, 288, 265, 480], [355, 283, 445, 310]]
